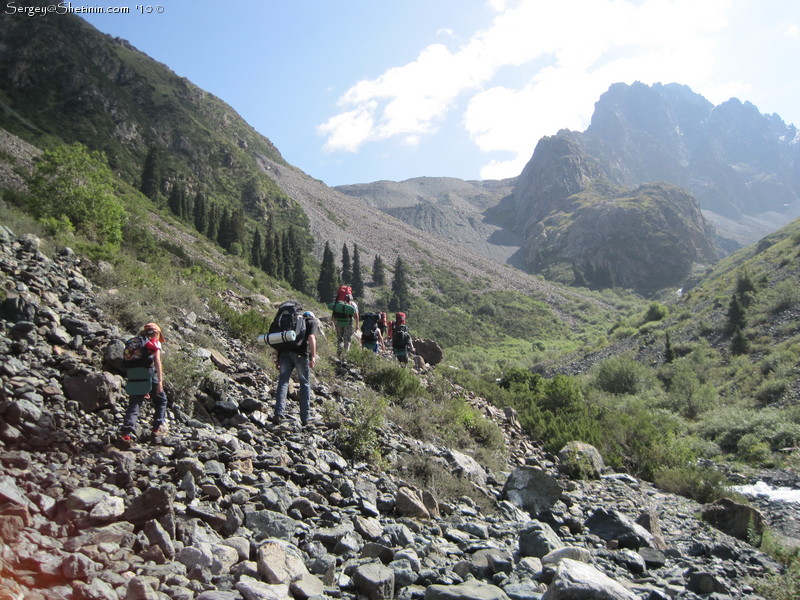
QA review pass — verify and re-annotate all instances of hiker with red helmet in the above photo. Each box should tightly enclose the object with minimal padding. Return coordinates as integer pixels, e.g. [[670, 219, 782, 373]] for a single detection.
[[391, 311, 415, 365], [327, 285, 359, 358]]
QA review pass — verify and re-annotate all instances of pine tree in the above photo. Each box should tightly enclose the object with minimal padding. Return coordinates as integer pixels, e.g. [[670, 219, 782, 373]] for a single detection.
[[182, 190, 194, 221], [251, 227, 264, 268], [341, 243, 352, 283], [261, 220, 277, 277], [351, 245, 365, 301], [727, 294, 746, 334], [217, 207, 232, 249], [168, 185, 183, 218], [272, 229, 283, 278], [282, 231, 293, 283], [193, 192, 208, 234], [317, 241, 338, 303], [664, 332, 675, 363], [731, 326, 750, 355], [290, 228, 307, 293], [372, 255, 386, 286], [139, 146, 161, 200], [389, 256, 410, 312], [206, 203, 221, 242]]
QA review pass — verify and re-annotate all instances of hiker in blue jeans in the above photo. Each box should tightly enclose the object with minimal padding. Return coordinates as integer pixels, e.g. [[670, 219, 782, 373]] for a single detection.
[[119, 322, 168, 444], [273, 312, 319, 426]]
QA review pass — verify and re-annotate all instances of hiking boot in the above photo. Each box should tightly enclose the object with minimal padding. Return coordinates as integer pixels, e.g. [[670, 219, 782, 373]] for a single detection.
[[270, 414, 283, 426], [117, 433, 133, 447]]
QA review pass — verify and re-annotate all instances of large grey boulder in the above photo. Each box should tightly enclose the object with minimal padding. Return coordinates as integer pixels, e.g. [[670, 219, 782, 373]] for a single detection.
[[502, 466, 563, 515], [541, 558, 638, 599]]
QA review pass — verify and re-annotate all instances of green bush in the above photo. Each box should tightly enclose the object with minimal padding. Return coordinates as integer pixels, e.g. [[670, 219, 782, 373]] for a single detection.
[[737, 433, 773, 465], [163, 348, 213, 413], [338, 392, 387, 462], [642, 301, 668, 323], [754, 378, 789, 406], [364, 363, 424, 399], [27, 143, 126, 245], [654, 464, 730, 503], [592, 355, 655, 395]]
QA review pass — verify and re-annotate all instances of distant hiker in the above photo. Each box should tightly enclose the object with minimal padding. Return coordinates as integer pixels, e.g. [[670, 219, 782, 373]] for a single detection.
[[378, 311, 388, 337], [119, 322, 168, 444], [360, 311, 384, 354], [265, 304, 318, 426], [328, 285, 359, 358], [391, 312, 415, 365]]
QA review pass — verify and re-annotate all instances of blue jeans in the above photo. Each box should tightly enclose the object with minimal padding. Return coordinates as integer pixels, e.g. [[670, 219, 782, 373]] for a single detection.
[[121, 380, 168, 434], [362, 341, 379, 353], [274, 351, 311, 423]]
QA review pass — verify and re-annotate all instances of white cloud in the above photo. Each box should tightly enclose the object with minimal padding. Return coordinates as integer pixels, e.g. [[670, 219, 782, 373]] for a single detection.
[[319, 0, 741, 178]]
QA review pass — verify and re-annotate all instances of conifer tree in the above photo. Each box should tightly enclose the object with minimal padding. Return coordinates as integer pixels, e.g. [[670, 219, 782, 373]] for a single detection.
[[389, 256, 410, 312], [664, 332, 675, 363], [261, 220, 277, 277], [372, 254, 386, 286], [193, 192, 208, 234], [290, 228, 307, 293], [282, 231, 293, 282], [207, 203, 221, 242], [351, 245, 364, 301], [168, 185, 183, 218], [727, 294, 746, 334], [140, 146, 161, 200], [217, 207, 231, 249], [251, 227, 264, 268], [317, 241, 338, 302], [341, 243, 352, 283], [731, 326, 750, 355], [182, 191, 194, 221]]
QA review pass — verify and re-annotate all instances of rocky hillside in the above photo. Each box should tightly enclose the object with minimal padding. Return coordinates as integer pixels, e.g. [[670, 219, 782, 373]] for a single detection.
[[0, 225, 794, 600], [509, 136, 720, 293], [578, 82, 800, 245], [334, 178, 521, 266]]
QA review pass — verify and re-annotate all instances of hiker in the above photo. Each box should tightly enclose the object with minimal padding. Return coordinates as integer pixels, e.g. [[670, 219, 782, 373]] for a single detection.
[[119, 322, 168, 444], [272, 309, 319, 426], [391, 312, 415, 365], [328, 285, 359, 357], [360, 311, 384, 354], [378, 311, 388, 338]]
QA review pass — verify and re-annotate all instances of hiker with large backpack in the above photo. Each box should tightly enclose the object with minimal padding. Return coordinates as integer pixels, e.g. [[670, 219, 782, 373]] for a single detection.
[[118, 322, 169, 445], [391, 311, 415, 366], [261, 302, 319, 426], [327, 285, 359, 358], [360, 311, 384, 354]]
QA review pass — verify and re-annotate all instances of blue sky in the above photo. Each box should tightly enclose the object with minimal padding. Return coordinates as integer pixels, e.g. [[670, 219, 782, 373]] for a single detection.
[[77, 0, 800, 187]]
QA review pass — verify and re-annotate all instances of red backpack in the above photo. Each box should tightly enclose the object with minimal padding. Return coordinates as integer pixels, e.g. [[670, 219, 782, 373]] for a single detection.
[[336, 285, 352, 301]]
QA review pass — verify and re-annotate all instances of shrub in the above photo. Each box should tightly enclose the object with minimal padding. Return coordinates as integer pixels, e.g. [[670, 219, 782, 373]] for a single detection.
[[338, 393, 387, 462], [364, 363, 424, 400], [754, 378, 789, 406], [592, 355, 655, 395], [737, 433, 773, 465], [654, 464, 730, 503], [163, 348, 213, 413], [27, 143, 125, 245], [643, 301, 668, 323]]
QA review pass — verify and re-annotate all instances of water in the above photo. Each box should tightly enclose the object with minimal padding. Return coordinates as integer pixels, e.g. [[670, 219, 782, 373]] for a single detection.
[[731, 481, 800, 503]]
